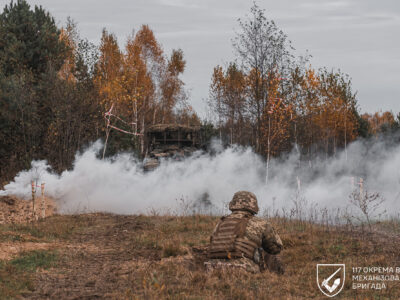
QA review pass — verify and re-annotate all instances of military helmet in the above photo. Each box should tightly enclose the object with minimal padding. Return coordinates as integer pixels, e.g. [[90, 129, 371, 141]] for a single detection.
[[229, 191, 259, 214]]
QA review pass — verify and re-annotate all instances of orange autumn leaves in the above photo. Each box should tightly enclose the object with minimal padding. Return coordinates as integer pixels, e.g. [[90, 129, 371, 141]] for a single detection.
[[94, 25, 194, 142], [295, 69, 358, 155], [210, 64, 247, 144], [360, 111, 400, 137], [210, 65, 359, 158], [262, 98, 294, 157]]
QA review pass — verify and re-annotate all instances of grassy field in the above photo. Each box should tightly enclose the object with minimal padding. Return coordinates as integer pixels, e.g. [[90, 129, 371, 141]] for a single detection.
[[0, 213, 399, 299]]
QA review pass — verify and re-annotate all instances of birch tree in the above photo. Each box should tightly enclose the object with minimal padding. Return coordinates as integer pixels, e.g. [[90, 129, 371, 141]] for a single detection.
[[232, 2, 293, 152]]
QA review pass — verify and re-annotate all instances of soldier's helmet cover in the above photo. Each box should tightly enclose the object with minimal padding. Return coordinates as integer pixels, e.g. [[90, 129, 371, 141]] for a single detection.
[[229, 191, 259, 214]]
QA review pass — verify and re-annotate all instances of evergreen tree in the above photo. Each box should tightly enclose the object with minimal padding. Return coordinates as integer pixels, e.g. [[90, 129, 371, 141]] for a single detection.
[[0, 0, 68, 76]]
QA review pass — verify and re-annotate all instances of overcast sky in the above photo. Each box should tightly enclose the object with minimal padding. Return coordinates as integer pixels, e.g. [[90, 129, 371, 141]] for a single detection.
[[3, 0, 399, 117]]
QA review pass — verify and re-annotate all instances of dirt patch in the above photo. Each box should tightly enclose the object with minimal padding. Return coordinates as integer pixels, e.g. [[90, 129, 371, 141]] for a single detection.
[[0, 195, 57, 224], [30, 214, 165, 299], [0, 242, 55, 260]]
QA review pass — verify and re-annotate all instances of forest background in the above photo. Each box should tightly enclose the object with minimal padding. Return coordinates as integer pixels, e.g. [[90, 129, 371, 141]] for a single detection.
[[0, 0, 399, 185]]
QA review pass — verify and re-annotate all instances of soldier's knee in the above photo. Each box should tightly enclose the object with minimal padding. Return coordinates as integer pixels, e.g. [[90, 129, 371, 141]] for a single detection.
[[265, 254, 285, 275]]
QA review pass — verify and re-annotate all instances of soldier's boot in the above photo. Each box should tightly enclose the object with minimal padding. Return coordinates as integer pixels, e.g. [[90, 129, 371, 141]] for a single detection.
[[264, 253, 285, 275]]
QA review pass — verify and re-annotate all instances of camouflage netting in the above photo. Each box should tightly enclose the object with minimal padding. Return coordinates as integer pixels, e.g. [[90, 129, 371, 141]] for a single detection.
[[147, 124, 200, 133]]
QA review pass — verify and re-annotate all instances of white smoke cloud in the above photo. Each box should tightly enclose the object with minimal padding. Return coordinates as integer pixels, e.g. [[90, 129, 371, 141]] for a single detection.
[[1, 137, 399, 218]]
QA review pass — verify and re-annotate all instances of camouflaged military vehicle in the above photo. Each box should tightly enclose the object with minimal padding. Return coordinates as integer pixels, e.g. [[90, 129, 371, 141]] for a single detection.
[[143, 124, 202, 171]]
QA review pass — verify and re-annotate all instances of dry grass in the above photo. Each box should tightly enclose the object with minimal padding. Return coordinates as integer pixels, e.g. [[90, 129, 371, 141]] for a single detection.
[[0, 213, 399, 299], [0, 195, 57, 224]]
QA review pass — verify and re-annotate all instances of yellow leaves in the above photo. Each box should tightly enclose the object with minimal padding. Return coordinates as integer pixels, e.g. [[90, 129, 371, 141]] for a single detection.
[[153, 283, 166, 291], [363, 111, 396, 135], [134, 25, 164, 63], [304, 68, 319, 89], [210, 63, 246, 118], [168, 49, 185, 75], [95, 29, 148, 116], [296, 68, 359, 149], [95, 24, 189, 132], [142, 274, 166, 294], [209, 59, 359, 155], [211, 65, 225, 91], [261, 96, 294, 156], [58, 26, 77, 82]]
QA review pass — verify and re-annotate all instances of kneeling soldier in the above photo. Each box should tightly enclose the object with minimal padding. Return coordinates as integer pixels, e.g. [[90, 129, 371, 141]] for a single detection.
[[205, 191, 284, 274]]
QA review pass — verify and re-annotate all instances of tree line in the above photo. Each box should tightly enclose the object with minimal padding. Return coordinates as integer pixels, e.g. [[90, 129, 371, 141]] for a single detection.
[[0, 0, 199, 185], [0, 1, 398, 185], [207, 3, 400, 161]]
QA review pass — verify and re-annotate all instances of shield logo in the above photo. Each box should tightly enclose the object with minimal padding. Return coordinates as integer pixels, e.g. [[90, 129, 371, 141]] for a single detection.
[[317, 264, 345, 297]]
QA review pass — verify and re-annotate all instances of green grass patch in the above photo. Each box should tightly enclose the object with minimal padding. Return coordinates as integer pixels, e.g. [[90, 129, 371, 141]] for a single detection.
[[0, 250, 58, 298], [0, 233, 27, 242], [11, 250, 57, 272]]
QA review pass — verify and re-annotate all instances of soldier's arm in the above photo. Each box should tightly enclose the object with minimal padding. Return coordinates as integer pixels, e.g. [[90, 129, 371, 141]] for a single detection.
[[210, 225, 216, 243], [210, 218, 223, 243], [261, 224, 283, 255]]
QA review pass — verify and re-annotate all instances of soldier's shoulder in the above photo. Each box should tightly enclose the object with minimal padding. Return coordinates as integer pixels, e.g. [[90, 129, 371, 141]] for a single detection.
[[249, 216, 269, 226], [247, 216, 270, 233]]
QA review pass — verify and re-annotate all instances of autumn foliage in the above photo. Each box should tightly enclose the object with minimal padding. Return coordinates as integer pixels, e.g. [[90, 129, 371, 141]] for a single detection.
[[0, 0, 398, 185], [0, 1, 199, 184], [207, 3, 377, 159], [95, 25, 197, 154]]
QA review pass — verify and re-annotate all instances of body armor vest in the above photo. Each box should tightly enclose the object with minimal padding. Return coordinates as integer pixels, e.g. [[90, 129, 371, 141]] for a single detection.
[[208, 215, 259, 260]]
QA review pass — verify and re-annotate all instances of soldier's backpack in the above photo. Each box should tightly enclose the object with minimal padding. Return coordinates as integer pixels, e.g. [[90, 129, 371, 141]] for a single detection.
[[208, 215, 259, 260]]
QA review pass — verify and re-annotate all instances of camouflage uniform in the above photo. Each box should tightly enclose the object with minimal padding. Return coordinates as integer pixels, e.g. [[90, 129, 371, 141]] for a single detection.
[[206, 191, 284, 274]]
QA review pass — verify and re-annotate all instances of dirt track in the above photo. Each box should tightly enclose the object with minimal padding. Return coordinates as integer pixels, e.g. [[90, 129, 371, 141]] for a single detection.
[[29, 214, 201, 299], [29, 215, 155, 299]]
